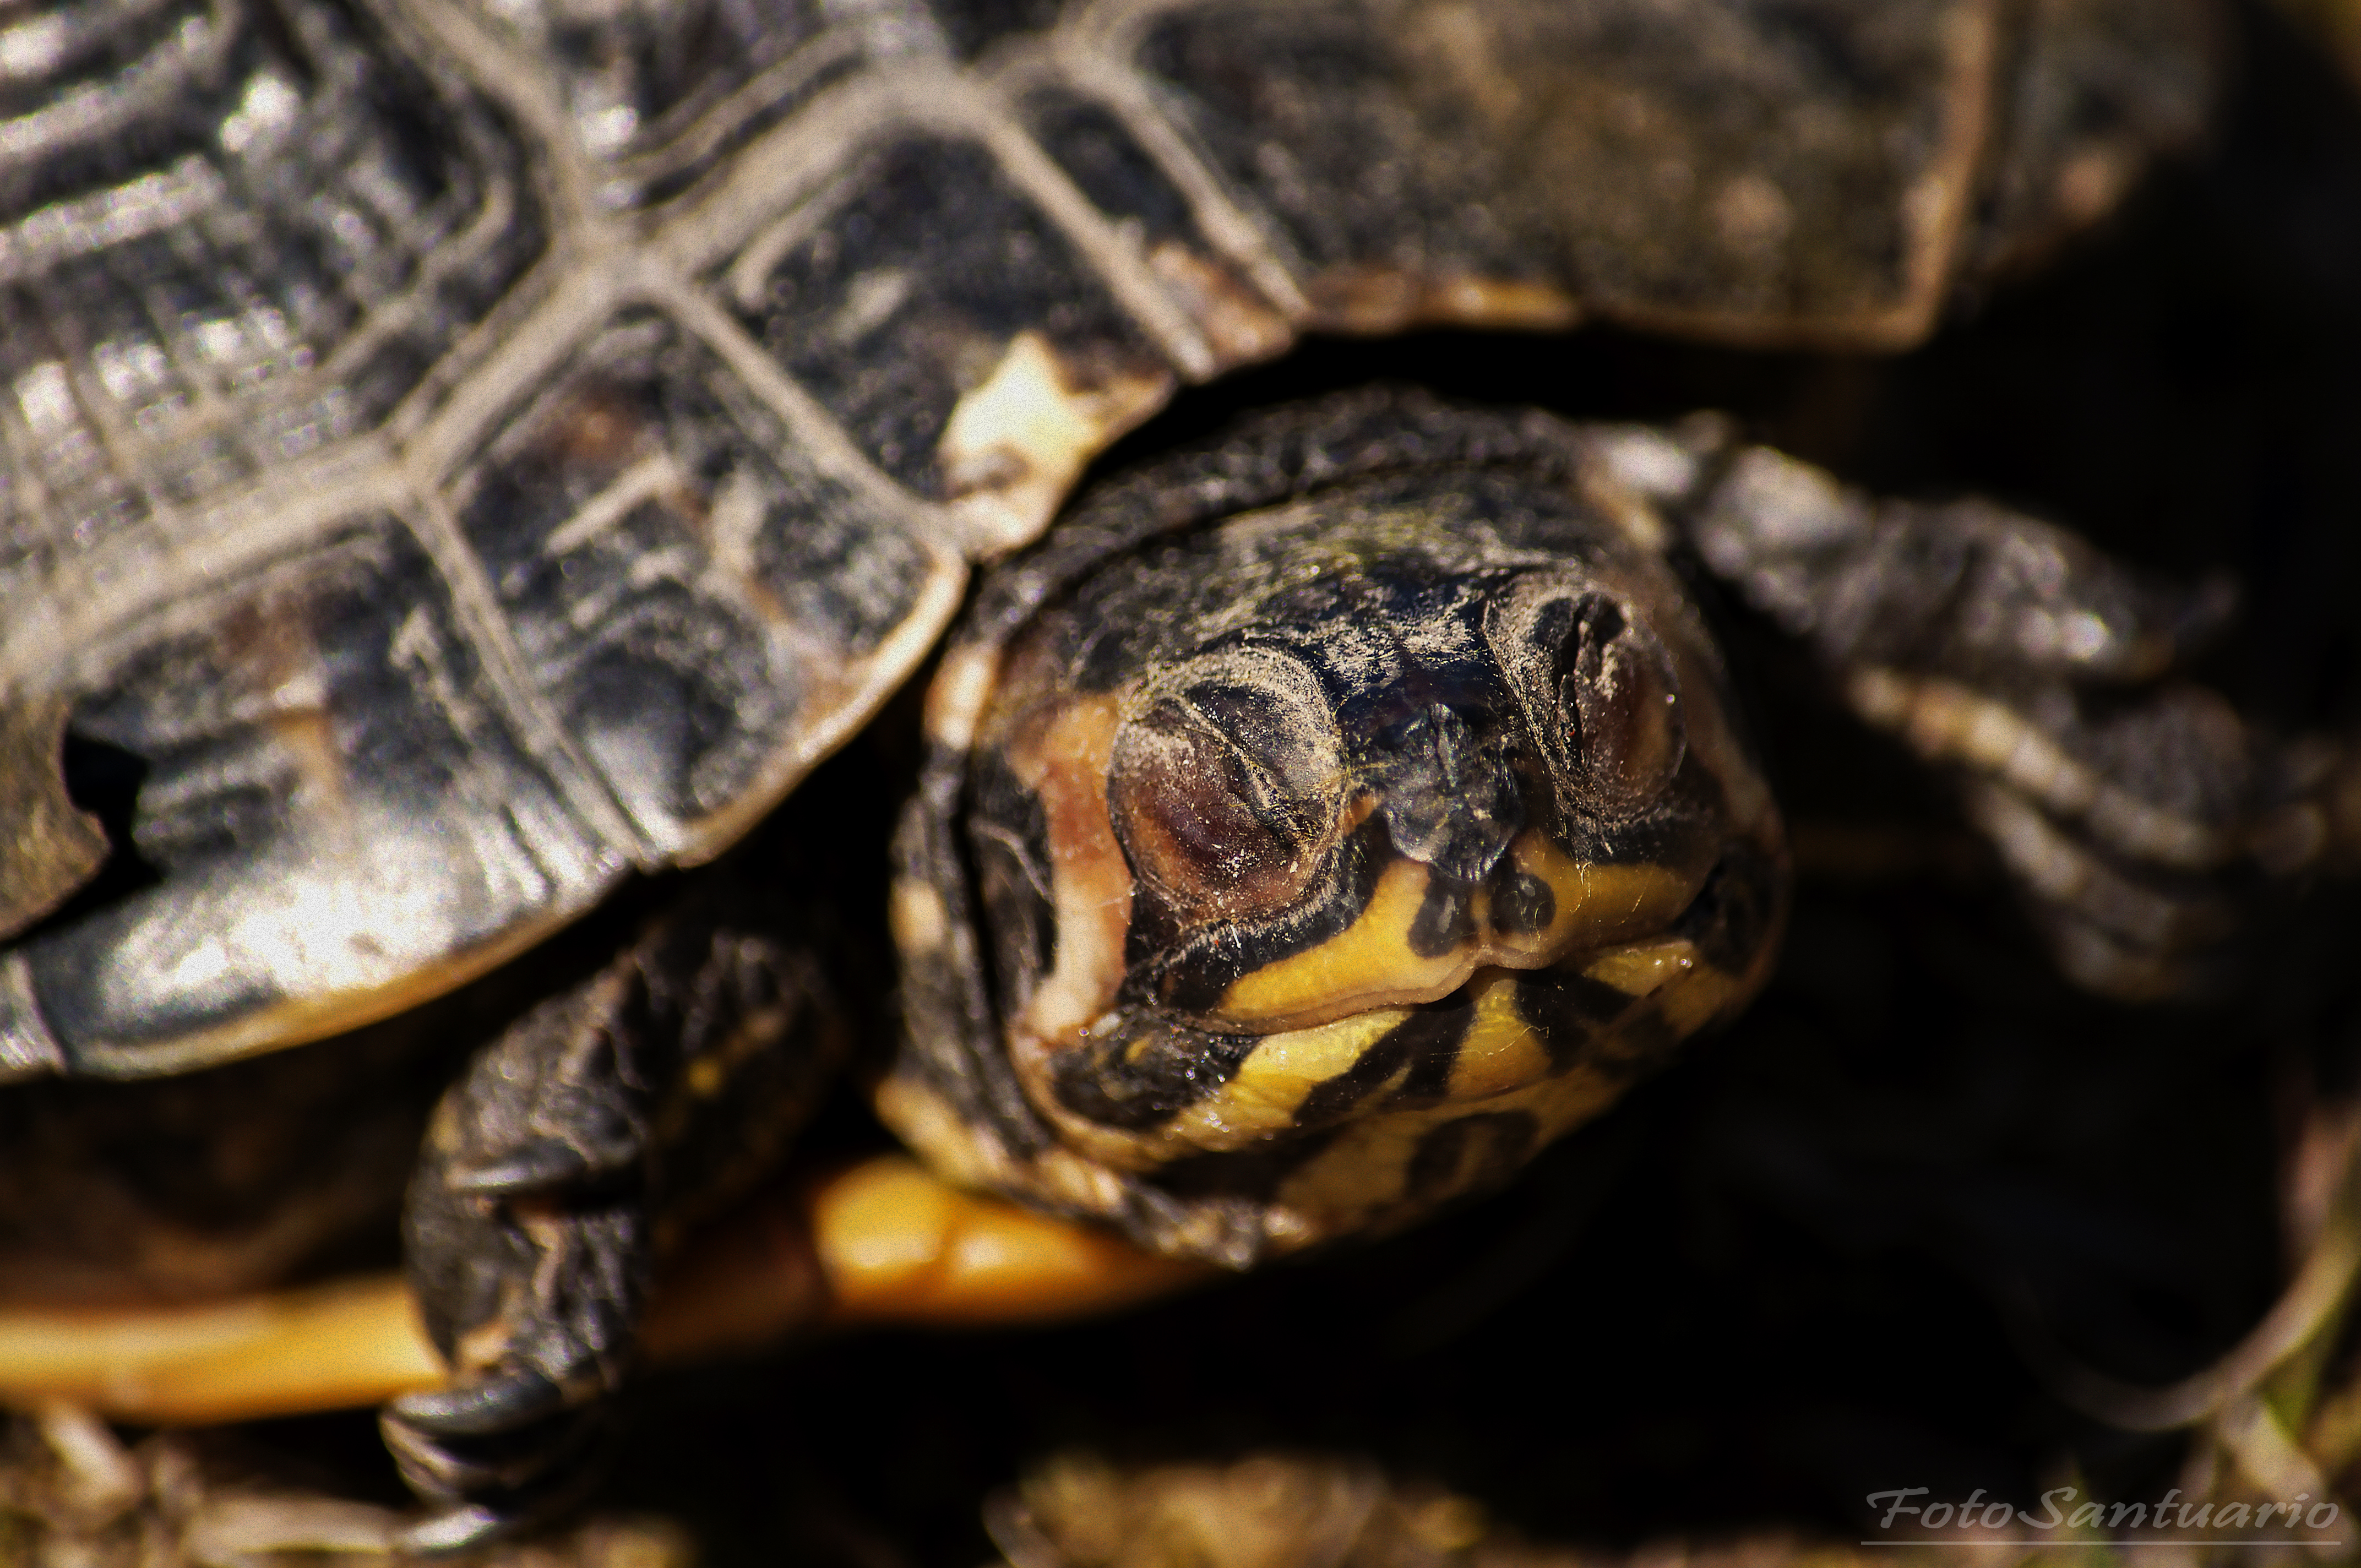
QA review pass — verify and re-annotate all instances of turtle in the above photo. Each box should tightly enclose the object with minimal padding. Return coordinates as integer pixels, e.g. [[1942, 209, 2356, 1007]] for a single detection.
[[0, 0, 2341, 1553]]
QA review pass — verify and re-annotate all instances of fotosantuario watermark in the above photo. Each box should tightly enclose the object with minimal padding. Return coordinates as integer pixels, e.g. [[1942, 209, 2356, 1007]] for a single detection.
[[1863, 1485, 2344, 1545]]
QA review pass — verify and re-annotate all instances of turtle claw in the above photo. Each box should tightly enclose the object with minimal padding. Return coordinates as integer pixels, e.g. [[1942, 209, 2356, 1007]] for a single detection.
[[392, 1188, 644, 1477], [1686, 453, 2278, 996], [382, 1395, 621, 1551], [393, 1503, 507, 1557], [390, 1366, 569, 1438], [451, 1135, 633, 1199]]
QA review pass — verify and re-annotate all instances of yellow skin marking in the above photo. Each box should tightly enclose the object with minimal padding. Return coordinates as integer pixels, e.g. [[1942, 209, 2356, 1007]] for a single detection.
[[1070, 930, 1732, 1180], [1008, 693, 1134, 1050], [1120, 1006, 1408, 1166], [1211, 828, 1703, 1031], [1044, 923, 1765, 1254], [1211, 858, 1455, 1030], [1442, 970, 1558, 1101], [0, 1158, 1204, 1423], [1582, 935, 1757, 1043], [1271, 1068, 1626, 1243], [1263, 938, 1754, 1244], [1580, 941, 1695, 1003]]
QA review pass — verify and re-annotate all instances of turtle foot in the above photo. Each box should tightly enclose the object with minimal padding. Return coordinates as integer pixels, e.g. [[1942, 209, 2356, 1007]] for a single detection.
[[381, 1392, 623, 1554], [391, 952, 656, 1532], [387, 878, 846, 1527], [1687, 443, 2268, 999]]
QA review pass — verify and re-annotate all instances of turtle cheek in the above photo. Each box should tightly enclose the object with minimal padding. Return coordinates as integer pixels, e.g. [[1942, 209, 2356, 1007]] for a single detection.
[[1107, 703, 1330, 922]]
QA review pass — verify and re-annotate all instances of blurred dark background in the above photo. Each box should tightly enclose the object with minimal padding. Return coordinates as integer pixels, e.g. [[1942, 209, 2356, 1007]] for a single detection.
[[225, 3, 2361, 1562]]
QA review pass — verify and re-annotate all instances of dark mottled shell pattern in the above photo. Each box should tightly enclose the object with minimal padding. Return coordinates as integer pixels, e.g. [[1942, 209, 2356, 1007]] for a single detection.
[[0, 0, 2209, 1087]]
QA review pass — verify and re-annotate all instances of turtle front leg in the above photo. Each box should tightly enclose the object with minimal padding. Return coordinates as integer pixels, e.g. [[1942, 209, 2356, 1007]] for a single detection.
[[382, 963, 648, 1550], [1638, 429, 2306, 998], [382, 886, 845, 1549]]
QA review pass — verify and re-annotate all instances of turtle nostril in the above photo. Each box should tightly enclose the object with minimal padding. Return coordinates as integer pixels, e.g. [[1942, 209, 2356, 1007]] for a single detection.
[[1423, 703, 1467, 788], [1535, 592, 1687, 824], [1367, 703, 1523, 886]]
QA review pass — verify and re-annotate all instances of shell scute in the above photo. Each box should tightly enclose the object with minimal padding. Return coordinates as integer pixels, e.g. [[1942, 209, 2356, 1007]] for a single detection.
[[0, 0, 542, 607], [446, 305, 938, 861], [1015, 82, 1298, 368], [15, 514, 613, 1076], [1135, 0, 2003, 345], [732, 134, 1174, 515]]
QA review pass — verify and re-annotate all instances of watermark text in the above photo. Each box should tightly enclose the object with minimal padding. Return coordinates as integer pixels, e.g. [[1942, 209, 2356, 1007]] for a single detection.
[[1863, 1485, 2341, 1544]]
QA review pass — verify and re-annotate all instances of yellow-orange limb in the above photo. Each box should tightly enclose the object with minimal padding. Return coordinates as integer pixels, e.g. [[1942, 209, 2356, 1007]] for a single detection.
[[0, 1156, 1213, 1427], [0, 1276, 443, 1426]]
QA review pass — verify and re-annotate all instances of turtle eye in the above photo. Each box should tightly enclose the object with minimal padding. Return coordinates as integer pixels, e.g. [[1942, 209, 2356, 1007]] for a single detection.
[[1108, 650, 1344, 921], [1489, 578, 1685, 823]]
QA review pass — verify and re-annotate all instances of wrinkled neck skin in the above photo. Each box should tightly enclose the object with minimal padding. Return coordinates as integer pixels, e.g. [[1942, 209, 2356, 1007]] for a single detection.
[[948, 467, 1787, 1262]]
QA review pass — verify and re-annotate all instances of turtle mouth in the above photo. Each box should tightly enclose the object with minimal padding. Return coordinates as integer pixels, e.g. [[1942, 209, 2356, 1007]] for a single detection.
[[1240, 947, 1712, 1121], [1105, 807, 1700, 1039], [1034, 934, 1759, 1173], [1167, 828, 1711, 1036]]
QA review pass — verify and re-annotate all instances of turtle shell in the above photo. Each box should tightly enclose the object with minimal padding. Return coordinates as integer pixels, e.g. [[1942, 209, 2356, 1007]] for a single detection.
[[0, 0, 2212, 1080]]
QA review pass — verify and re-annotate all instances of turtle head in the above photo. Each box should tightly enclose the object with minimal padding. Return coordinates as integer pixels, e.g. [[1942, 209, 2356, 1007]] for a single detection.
[[895, 448, 1787, 1264], [1104, 566, 1703, 1035]]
